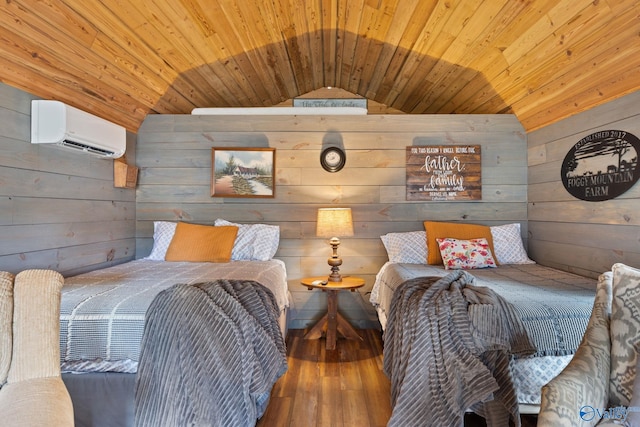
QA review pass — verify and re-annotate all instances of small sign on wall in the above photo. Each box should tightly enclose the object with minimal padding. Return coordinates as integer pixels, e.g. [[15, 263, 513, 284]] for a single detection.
[[292, 98, 367, 108], [406, 145, 482, 201], [561, 130, 640, 201]]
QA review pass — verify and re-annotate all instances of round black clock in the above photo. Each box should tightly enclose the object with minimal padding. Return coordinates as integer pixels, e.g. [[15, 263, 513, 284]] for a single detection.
[[320, 146, 346, 172]]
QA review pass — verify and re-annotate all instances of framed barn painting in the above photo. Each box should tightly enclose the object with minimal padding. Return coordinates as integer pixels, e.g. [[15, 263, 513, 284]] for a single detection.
[[211, 148, 276, 198]]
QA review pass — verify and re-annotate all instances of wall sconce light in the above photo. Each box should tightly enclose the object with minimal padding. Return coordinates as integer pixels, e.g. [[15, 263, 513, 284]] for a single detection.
[[316, 208, 354, 282]]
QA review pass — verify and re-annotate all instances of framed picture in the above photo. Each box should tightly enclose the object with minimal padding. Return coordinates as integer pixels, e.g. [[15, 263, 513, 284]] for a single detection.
[[211, 148, 276, 198], [406, 145, 482, 201]]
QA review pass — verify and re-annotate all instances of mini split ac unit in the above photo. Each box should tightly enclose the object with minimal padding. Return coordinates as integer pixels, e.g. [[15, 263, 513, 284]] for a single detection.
[[31, 100, 126, 159]]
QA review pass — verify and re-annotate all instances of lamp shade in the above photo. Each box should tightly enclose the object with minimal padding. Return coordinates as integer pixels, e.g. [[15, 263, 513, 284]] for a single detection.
[[316, 208, 354, 238]]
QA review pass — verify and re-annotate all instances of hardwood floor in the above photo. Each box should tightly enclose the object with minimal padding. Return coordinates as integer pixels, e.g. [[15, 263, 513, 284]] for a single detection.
[[258, 329, 391, 427], [258, 329, 539, 427]]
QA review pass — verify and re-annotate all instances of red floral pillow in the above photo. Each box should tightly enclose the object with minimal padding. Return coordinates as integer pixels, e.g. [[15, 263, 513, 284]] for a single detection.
[[436, 237, 497, 270]]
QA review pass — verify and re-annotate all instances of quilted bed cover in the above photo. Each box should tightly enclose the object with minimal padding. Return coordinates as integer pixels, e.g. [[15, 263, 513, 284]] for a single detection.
[[371, 262, 597, 406], [372, 262, 595, 357], [60, 259, 289, 373]]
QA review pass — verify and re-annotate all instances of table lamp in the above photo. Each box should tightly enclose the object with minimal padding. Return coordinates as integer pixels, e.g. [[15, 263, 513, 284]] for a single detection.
[[316, 207, 354, 282]]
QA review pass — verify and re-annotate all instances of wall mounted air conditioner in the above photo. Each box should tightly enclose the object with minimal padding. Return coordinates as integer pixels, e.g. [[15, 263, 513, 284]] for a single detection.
[[31, 100, 126, 159]]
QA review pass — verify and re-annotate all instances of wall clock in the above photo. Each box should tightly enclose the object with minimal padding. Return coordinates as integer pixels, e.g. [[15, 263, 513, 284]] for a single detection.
[[320, 146, 346, 172]]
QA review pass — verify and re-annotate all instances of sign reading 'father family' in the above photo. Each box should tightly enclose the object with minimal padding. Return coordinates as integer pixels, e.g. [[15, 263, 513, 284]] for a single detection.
[[561, 130, 640, 201], [406, 145, 481, 201]]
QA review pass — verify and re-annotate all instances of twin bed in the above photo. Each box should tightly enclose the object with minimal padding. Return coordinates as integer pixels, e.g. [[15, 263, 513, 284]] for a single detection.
[[370, 222, 597, 425], [58, 219, 597, 426], [60, 220, 290, 427]]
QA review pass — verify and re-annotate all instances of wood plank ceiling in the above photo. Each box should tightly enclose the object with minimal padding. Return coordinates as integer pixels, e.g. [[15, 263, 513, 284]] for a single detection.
[[1, 0, 638, 133]]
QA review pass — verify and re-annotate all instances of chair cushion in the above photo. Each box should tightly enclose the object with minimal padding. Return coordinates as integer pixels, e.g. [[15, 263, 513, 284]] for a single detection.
[[609, 263, 640, 406], [0, 272, 14, 387]]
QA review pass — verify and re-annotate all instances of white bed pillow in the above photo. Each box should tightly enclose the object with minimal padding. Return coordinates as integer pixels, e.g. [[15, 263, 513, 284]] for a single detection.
[[214, 218, 280, 261], [145, 221, 177, 260], [490, 223, 535, 265], [380, 231, 427, 264]]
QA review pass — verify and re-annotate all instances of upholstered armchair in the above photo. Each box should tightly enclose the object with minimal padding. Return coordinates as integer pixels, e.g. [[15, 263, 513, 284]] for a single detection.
[[0, 269, 74, 426], [538, 263, 640, 426]]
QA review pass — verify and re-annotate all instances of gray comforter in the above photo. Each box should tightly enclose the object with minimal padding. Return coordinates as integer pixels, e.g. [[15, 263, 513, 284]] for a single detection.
[[384, 271, 535, 427], [134, 279, 287, 427]]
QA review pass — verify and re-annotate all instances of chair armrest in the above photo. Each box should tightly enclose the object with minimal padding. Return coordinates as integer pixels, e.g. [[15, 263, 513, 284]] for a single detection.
[[538, 272, 612, 427], [7, 270, 64, 383]]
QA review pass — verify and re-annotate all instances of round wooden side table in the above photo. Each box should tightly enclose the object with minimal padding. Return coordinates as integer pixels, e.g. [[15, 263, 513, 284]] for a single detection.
[[300, 276, 365, 350]]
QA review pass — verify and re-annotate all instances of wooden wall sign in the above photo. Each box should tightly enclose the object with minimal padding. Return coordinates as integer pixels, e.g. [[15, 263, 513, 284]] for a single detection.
[[561, 130, 640, 201], [292, 98, 367, 109], [406, 145, 481, 201]]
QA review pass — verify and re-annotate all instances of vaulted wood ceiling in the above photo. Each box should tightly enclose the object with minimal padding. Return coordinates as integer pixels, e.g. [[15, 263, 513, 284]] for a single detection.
[[1, 0, 638, 133]]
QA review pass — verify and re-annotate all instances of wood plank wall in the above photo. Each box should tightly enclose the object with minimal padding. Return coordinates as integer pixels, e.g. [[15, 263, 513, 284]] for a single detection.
[[528, 90, 640, 278], [0, 83, 137, 276], [136, 113, 527, 329]]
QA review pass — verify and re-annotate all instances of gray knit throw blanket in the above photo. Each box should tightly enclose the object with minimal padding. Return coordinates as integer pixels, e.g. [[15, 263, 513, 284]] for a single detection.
[[134, 279, 287, 427], [383, 270, 536, 427]]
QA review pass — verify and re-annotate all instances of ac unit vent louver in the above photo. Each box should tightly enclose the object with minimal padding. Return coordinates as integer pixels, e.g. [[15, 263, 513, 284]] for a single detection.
[[61, 139, 117, 157]]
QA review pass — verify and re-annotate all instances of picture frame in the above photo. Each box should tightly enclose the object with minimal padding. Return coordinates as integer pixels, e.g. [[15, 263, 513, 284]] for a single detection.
[[406, 145, 482, 201], [211, 147, 276, 198]]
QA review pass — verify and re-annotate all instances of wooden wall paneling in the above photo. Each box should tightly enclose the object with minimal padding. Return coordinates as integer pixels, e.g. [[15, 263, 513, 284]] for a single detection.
[[0, 83, 137, 275], [0, 166, 131, 201], [528, 238, 640, 280], [152, 113, 522, 133], [527, 90, 640, 278], [0, 196, 14, 226], [137, 112, 526, 329], [529, 222, 640, 256], [0, 221, 134, 256], [528, 199, 640, 226], [9, 198, 135, 225], [0, 109, 30, 146], [0, 238, 135, 277]]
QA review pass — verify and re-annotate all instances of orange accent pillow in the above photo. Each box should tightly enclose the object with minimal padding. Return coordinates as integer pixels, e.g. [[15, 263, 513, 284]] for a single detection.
[[164, 222, 238, 263], [423, 221, 497, 265]]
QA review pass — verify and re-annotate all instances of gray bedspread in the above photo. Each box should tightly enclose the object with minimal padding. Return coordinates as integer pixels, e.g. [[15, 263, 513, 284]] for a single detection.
[[60, 259, 288, 373], [372, 262, 596, 357], [134, 279, 287, 427], [384, 271, 535, 427]]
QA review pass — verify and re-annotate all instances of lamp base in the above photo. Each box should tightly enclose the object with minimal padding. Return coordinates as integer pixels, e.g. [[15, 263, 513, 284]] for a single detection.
[[328, 267, 342, 282], [327, 238, 343, 282]]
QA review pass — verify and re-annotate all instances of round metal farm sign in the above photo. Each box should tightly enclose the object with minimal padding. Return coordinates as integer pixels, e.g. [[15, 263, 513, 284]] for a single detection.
[[561, 130, 640, 201]]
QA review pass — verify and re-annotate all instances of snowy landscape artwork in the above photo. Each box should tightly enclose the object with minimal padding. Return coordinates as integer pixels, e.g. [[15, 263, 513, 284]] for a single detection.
[[211, 148, 275, 198]]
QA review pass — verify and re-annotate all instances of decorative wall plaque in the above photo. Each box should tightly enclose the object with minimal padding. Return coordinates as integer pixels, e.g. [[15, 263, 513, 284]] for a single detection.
[[406, 145, 481, 201], [292, 98, 367, 108], [561, 130, 639, 201]]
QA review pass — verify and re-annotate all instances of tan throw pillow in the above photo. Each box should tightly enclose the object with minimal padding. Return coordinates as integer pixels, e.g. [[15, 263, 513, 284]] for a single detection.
[[164, 223, 238, 263], [423, 221, 497, 265]]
